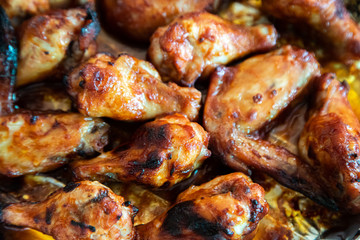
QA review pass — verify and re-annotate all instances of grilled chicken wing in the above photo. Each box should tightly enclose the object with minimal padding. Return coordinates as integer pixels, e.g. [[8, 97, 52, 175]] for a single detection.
[[1, 181, 137, 240], [65, 53, 201, 121], [72, 114, 210, 188], [0, 6, 17, 116], [0, 112, 108, 177], [262, 0, 360, 63], [298, 73, 360, 213], [0, 0, 49, 18], [203, 46, 339, 209], [136, 172, 268, 239], [16, 7, 99, 86], [148, 11, 277, 86], [101, 0, 221, 42]]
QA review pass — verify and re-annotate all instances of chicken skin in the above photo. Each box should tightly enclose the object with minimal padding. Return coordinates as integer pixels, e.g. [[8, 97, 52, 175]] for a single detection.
[[203, 46, 339, 209], [136, 172, 268, 240], [0, 6, 17, 116], [1, 181, 137, 240], [65, 53, 201, 121], [262, 0, 360, 63], [298, 73, 360, 213], [72, 114, 210, 188], [16, 7, 99, 86], [148, 11, 277, 86], [101, 0, 221, 42], [0, 0, 49, 18], [0, 112, 109, 177]]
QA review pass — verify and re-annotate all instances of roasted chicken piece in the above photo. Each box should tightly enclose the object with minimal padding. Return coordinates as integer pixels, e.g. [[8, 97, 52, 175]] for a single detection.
[[203, 46, 339, 209], [298, 73, 360, 213], [262, 0, 360, 63], [100, 0, 221, 42], [0, 0, 49, 18], [148, 11, 277, 86], [1, 181, 137, 240], [0, 112, 109, 177], [65, 53, 201, 121], [16, 6, 99, 86], [72, 114, 210, 187], [0, 6, 17, 116], [136, 172, 268, 239]]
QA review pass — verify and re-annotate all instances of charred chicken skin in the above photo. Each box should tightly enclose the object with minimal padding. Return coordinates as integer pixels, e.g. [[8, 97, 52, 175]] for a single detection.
[[136, 172, 268, 240], [72, 114, 211, 188], [148, 11, 277, 86], [101, 0, 221, 42], [16, 6, 99, 86], [299, 73, 360, 213], [65, 53, 201, 121], [0, 112, 109, 177], [262, 0, 360, 63], [1, 181, 137, 240]]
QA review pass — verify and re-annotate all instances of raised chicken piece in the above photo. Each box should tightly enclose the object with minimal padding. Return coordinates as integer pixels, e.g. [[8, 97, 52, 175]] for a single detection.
[[136, 172, 268, 239], [0, 6, 17, 116], [100, 0, 221, 42], [298, 73, 360, 214], [16, 7, 99, 86], [1, 181, 137, 240], [0, 112, 109, 177], [0, 0, 49, 18], [203, 46, 339, 209], [262, 0, 360, 63], [72, 114, 210, 187], [148, 11, 277, 86], [65, 53, 202, 121]]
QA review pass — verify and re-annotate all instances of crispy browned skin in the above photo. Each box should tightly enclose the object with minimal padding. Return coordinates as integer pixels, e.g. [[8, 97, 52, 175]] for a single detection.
[[0, 6, 17, 116], [72, 114, 210, 187], [0, 0, 49, 18], [203, 46, 340, 209], [0, 112, 109, 177], [262, 0, 360, 63], [101, 0, 221, 42], [65, 53, 201, 121], [298, 73, 360, 213], [136, 173, 268, 239], [1, 181, 137, 240], [16, 7, 99, 86], [148, 11, 277, 86]]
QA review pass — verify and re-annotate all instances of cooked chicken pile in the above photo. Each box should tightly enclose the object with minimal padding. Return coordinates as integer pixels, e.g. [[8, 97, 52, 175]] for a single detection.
[[0, 0, 360, 239]]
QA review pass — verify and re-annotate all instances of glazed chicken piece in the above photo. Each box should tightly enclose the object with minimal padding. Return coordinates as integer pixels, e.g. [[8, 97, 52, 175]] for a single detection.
[[0, 6, 17, 116], [72, 114, 210, 188], [101, 0, 221, 42], [203, 46, 339, 209], [136, 172, 268, 239], [65, 53, 201, 121], [298, 73, 360, 213], [1, 181, 137, 240], [0, 0, 49, 18], [262, 0, 360, 63], [16, 6, 100, 86], [0, 112, 109, 177], [148, 11, 277, 86]]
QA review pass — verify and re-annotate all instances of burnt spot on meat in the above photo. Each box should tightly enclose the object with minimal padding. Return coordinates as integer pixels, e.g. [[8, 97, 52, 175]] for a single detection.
[[30, 115, 38, 124], [130, 151, 164, 173], [107, 61, 114, 66], [33, 215, 41, 224], [249, 199, 263, 223], [70, 220, 96, 232], [63, 182, 81, 193], [123, 201, 131, 207], [45, 205, 55, 225], [252, 94, 263, 104], [90, 189, 108, 203], [116, 214, 122, 220], [79, 80, 85, 88], [162, 201, 233, 238]]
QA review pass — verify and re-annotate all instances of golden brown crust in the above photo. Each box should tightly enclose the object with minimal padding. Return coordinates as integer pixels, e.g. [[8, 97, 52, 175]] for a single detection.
[[0, 112, 109, 177], [148, 11, 277, 86], [0, 0, 49, 18], [72, 114, 210, 187], [101, 0, 221, 42], [1, 181, 137, 240], [136, 172, 268, 239], [262, 0, 360, 63], [65, 53, 201, 121]]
